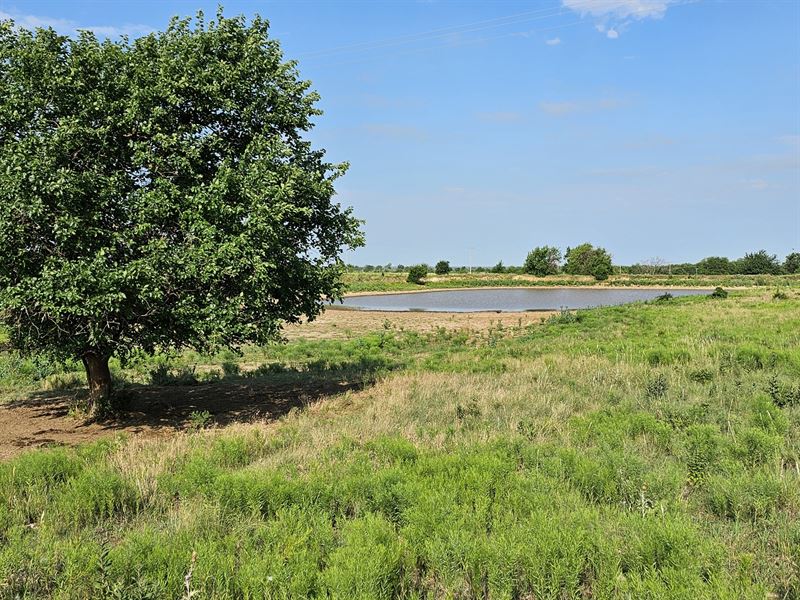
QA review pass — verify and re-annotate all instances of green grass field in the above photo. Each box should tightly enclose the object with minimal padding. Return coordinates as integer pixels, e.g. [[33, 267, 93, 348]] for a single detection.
[[1, 289, 799, 598]]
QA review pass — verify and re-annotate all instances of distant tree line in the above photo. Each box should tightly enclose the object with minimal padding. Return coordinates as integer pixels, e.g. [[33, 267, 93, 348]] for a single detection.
[[348, 249, 800, 283]]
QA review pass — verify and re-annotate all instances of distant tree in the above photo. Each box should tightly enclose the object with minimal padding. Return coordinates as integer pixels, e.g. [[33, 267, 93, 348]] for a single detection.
[[0, 13, 363, 413], [491, 261, 505, 274], [524, 246, 562, 277], [407, 264, 428, 284], [735, 250, 781, 275], [434, 260, 451, 275], [783, 252, 800, 274], [696, 256, 732, 275], [564, 244, 612, 281], [644, 257, 667, 275]]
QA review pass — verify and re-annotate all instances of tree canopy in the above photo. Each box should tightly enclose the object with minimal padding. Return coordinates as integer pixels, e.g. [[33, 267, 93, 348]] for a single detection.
[[563, 244, 613, 281], [523, 246, 562, 277], [734, 251, 781, 275], [0, 12, 363, 409]]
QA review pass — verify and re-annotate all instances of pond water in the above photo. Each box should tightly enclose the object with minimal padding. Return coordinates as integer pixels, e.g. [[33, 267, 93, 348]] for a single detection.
[[339, 288, 709, 312]]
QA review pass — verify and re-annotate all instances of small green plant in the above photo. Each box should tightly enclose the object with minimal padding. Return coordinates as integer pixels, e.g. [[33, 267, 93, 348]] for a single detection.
[[406, 264, 428, 285], [221, 361, 241, 377], [546, 308, 579, 325], [188, 410, 213, 431], [653, 292, 673, 303], [645, 373, 669, 399], [684, 425, 720, 485], [688, 368, 714, 384], [455, 400, 481, 422], [767, 375, 800, 408], [710, 287, 728, 298], [772, 289, 789, 300]]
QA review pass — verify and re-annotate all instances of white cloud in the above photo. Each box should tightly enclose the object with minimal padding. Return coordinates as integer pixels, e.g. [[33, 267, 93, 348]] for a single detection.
[[562, 0, 679, 37], [0, 10, 153, 38], [545, 37, 561, 46]]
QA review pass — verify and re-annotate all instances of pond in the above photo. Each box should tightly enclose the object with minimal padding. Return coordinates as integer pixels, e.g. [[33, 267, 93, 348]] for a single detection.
[[338, 288, 709, 312]]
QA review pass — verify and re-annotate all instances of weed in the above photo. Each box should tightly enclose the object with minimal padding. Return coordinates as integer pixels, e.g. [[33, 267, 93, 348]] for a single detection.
[[645, 373, 669, 399], [187, 410, 213, 431]]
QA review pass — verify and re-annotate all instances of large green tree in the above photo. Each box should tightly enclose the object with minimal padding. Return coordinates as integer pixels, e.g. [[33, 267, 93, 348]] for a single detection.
[[733, 250, 781, 275], [0, 13, 363, 411], [563, 243, 613, 281], [523, 246, 562, 277]]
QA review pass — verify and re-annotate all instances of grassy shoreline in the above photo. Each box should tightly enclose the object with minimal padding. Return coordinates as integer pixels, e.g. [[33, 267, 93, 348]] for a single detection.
[[343, 271, 800, 294]]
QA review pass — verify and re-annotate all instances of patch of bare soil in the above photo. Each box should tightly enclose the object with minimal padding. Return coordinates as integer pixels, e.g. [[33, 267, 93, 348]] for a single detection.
[[0, 309, 547, 460], [0, 376, 362, 460]]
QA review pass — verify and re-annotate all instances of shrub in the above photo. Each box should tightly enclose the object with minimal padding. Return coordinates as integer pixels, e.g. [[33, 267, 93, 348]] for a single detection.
[[772, 289, 789, 300], [709, 287, 728, 298], [653, 292, 673, 303], [523, 246, 562, 276], [734, 427, 781, 466], [684, 425, 721, 484], [406, 265, 428, 285], [434, 260, 450, 275], [188, 410, 213, 431], [645, 373, 669, 399]]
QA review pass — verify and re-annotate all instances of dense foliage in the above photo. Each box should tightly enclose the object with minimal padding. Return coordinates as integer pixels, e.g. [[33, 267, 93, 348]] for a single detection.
[[0, 13, 362, 409], [785, 253, 800, 275], [737, 251, 782, 275], [434, 260, 451, 275], [523, 246, 562, 277], [406, 265, 428, 285], [564, 244, 613, 280]]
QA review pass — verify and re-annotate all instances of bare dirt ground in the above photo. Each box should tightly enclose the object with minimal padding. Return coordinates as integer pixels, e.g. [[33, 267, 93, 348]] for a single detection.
[[1, 309, 545, 460]]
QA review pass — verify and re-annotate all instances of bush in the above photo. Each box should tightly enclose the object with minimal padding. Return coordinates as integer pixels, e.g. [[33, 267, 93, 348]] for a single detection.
[[434, 260, 450, 275], [710, 287, 728, 298], [406, 265, 428, 285], [523, 246, 561, 276]]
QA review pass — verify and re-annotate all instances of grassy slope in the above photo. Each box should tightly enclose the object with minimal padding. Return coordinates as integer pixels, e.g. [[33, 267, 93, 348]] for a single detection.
[[343, 271, 800, 293], [1, 291, 799, 598]]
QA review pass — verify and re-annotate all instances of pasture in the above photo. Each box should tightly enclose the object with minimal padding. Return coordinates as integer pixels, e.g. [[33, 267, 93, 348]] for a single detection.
[[0, 287, 799, 598]]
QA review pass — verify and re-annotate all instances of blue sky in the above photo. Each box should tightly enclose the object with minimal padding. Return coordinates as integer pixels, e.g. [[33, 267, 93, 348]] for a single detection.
[[3, 0, 799, 266]]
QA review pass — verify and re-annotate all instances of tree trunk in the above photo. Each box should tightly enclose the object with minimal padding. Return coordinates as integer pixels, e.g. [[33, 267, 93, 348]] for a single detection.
[[82, 352, 112, 416]]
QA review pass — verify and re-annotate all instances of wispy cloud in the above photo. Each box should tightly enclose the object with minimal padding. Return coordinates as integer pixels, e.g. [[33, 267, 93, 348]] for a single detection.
[[0, 10, 153, 38], [476, 111, 524, 124], [539, 98, 626, 116], [562, 0, 679, 38], [545, 37, 561, 46]]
